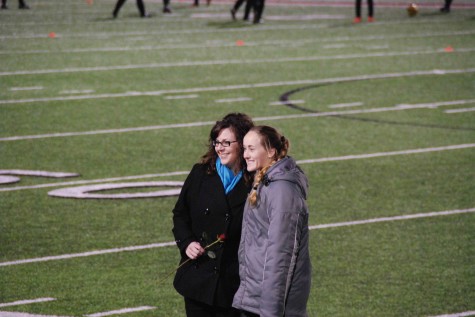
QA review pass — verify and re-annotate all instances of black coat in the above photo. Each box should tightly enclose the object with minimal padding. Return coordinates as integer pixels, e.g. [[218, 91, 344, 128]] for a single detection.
[[172, 163, 250, 307]]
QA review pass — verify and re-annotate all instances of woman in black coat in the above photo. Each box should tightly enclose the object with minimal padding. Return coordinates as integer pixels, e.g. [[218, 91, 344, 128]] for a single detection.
[[172, 113, 254, 317]]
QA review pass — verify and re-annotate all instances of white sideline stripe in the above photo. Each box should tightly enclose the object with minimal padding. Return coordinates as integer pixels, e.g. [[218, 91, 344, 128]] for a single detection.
[[1, 208, 473, 267], [328, 102, 363, 109], [309, 208, 475, 230], [0, 171, 190, 192], [0, 313, 69, 317], [84, 306, 156, 317], [0, 242, 176, 267], [445, 107, 475, 114], [215, 97, 252, 103], [428, 311, 475, 317], [0, 143, 473, 193], [164, 94, 198, 100], [1, 77, 474, 143], [296, 143, 475, 164], [1, 48, 475, 77], [0, 298, 55, 308], [9, 86, 43, 91], [269, 100, 306, 106], [1, 68, 474, 107], [0, 30, 475, 55]]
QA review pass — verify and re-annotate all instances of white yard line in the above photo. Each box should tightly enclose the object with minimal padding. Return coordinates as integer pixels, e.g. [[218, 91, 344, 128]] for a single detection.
[[269, 100, 306, 106], [84, 306, 156, 317], [297, 144, 475, 164], [0, 26, 473, 44], [309, 208, 475, 230], [164, 94, 198, 100], [215, 97, 252, 103], [328, 102, 363, 109], [1, 208, 473, 267], [0, 313, 69, 317], [445, 107, 475, 114], [1, 68, 473, 107], [0, 298, 55, 308], [0, 143, 473, 193], [1, 49, 475, 77], [1, 71, 474, 142], [427, 311, 475, 317], [0, 171, 189, 192], [9, 87, 43, 91]]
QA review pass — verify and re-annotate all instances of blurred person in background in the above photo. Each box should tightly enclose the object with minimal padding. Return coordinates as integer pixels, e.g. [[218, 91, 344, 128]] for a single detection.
[[440, 0, 453, 12], [112, 0, 148, 18], [230, 0, 252, 22], [233, 125, 311, 317], [1, 0, 29, 9], [172, 113, 255, 317], [354, 0, 374, 23]]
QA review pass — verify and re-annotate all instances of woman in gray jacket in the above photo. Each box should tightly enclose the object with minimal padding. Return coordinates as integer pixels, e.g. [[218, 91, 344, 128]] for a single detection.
[[233, 126, 311, 317]]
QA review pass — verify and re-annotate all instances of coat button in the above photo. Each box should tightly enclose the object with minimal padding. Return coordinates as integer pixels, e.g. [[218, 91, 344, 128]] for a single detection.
[[204, 208, 210, 215], [225, 213, 231, 222], [214, 266, 219, 274]]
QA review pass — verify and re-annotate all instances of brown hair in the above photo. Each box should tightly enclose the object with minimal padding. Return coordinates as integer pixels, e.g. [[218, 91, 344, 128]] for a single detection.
[[248, 125, 289, 205], [201, 113, 255, 184]]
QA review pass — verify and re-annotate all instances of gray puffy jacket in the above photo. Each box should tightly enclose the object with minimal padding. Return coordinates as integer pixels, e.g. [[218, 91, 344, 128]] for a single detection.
[[233, 156, 311, 317]]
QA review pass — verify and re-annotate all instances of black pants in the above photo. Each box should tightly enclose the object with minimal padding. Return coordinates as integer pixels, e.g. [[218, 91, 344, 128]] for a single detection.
[[184, 297, 240, 317], [252, 0, 265, 23], [232, 0, 252, 20], [239, 311, 259, 317], [1, 0, 27, 6], [113, 0, 145, 17], [355, 0, 373, 17], [443, 0, 453, 10]]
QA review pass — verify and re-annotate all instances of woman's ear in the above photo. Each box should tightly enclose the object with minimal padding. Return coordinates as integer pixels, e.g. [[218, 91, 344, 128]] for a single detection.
[[267, 148, 276, 159]]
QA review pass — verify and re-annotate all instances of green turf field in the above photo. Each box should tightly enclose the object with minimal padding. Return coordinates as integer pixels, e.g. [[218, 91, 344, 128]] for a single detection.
[[1, 0, 474, 316]]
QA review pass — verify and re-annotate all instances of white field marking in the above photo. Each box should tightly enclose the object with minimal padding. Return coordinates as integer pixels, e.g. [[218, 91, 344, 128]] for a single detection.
[[59, 89, 95, 95], [1, 96, 474, 143], [0, 24, 328, 41], [0, 170, 79, 178], [0, 313, 70, 317], [323, 43, 347, 49], [84, 306, 156, 317], [0, 298, 55, 308], [48, 181, 184, 199], [396, 99, 475, 109], [191, 13, 346, 20], [1, 48, 475, 78], [0, 241, 176, 267], [164, 94, 198, 100], [328, 102, 363, 109], [309, 208, 475, 230], [9, 86, 43, 91], [1, 68, 474, 108], [266, 14, 347, 21], [445, 107, 475, 114], [215, 97, 252, 103], [297, 143, 475, 165], [0, 19, 474, 42], [427, 311, 475, 317], [1, 208, 473, 267], [1, 30, 473, 56], [269, 100, 306, 106], [0, 171, 189, 193], [1, 143, 473, 194]]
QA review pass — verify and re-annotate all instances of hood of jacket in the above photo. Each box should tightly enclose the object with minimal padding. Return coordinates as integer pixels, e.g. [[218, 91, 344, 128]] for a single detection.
[[262, 156, 308, 200]]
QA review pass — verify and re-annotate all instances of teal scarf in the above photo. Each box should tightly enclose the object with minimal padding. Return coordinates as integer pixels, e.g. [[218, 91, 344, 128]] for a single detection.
[[216, 158, 243, 194]]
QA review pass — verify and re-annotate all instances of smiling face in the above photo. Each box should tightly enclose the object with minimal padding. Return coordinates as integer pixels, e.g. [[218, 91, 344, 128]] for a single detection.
[[243, 130, 276, 172], [214, 128, 241, 173]]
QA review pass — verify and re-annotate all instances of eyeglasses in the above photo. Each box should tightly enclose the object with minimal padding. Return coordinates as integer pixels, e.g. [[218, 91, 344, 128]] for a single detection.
[[212, 140, 238, 147]]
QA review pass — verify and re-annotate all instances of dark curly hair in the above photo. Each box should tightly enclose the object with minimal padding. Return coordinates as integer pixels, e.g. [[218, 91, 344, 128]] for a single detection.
[[200, 113, 255, 184]]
